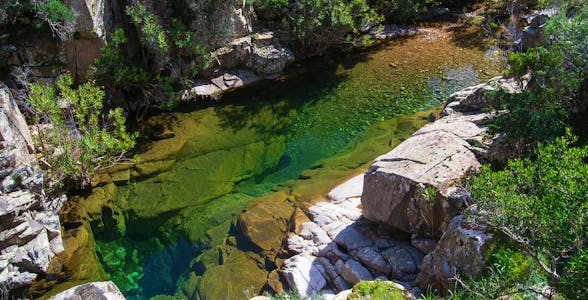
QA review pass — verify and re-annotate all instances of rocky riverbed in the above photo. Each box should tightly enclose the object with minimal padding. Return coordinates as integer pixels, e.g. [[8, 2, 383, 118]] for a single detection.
[[278, 76, 519, 298]]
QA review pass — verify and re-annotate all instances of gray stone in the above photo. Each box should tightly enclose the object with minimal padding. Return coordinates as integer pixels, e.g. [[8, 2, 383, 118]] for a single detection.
[[441, 76, 523, 117], [49, 281, 126, 300], [333, 226, 373, 251], [411, 237, 438, 255], [416, 215, 493, 291], [355, 247, 389, 274], [361, 129, 481, 238], [283, 254, 327, 298], [382, 246, 418, 277], [327, 174, 364, 203], [336, 259, 373, 285]]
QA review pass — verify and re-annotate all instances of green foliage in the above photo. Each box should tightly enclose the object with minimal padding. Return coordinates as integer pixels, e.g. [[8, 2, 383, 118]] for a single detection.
[[349, 280, 410, 300], [36, 0, 74, 22], [169, 18, 211, 69], [452, 248, 550, 299], [27, 74, 137, 188], [469, 131, 588, 294], [90, 28, 150, 91], [422, 186, 437, 203], [126, 3, 169, 56], [493, 5, 588, 143], [257, 0, 289, 9], [558, 249, 588, 299], [369, 0, 438, 23], [285, 0, 383, 53]]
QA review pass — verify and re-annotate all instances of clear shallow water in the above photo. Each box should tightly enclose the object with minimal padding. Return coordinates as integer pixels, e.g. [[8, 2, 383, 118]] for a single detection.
[[60, 25, 501, 300]]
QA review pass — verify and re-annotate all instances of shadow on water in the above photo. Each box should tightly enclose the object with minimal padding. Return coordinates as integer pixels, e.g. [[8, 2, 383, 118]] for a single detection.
[[447, 22, 492, 51]]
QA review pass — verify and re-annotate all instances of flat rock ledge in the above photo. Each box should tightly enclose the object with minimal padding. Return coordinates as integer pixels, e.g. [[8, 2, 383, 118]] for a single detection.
[[283, 174, 422, 299]]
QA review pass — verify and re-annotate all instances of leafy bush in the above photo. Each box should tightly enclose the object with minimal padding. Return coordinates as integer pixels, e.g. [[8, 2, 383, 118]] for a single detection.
[[90, 28, 150, 90], [468, 131, 588, 295], [27, 74, 137, 188], [257, 0, 289, 9], [451, 247, 550, 299], [369, 0, 438, 23], [126, 3, 169, 57], [285, 0, 383, 53], [493, 4, 588, 143]]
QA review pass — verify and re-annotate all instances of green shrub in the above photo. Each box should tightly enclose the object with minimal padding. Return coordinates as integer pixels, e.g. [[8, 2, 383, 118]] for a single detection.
[[349, 280, 410, 300], [257, 0, 289, 9], [90, 28, 150, 90], [36, 0, 74, 22], [468, 131, 588, 295], [285, 0, 383, 54], [27, 74, 137, 188], [451, 247, 550, 299], [493, 4, 588, 143], [126, 3, 169, 56]]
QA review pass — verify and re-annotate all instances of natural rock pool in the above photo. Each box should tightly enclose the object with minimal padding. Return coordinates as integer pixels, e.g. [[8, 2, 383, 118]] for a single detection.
[[51, 24, 501, 299]]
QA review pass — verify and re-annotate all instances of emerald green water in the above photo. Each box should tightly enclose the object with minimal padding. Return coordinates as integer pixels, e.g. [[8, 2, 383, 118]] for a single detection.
[[66, 25, 501, 299]]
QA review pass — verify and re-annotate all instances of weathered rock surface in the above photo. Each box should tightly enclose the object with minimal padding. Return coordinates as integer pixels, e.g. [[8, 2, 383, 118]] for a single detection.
[[370, 24, 419, 41], [520, 8, 558, 51], [441, 76, 522, 116], [49, 281, 126, 300], [283, 175, 425, 298], [362, 75, 521, 239], [416, 215, 493, 291], [0, 83, 65, 292], [361, 122, 482, 238], [182, 32, 294, 99]]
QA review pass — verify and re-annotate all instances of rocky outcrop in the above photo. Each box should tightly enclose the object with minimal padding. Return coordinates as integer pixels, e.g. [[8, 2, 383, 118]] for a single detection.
[[361, 75, 520, 240], [416, 215, 493, 291], [182, 32, 294, 99], [520, 8, 558, 51], [66, 0, 124, 80], [283, 175, 424, 298], [0, 83, 65, 292], [360, 116, 485, 239], [49, 281, 126, 300], [441, 76, 523, 116]]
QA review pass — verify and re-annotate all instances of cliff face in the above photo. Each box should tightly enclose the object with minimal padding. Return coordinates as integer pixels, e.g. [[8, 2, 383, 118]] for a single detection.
[[0, 83, 65, 293]]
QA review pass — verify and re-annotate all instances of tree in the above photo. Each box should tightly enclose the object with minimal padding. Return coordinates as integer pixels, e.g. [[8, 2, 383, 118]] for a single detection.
[[27, 74, 137, 189]]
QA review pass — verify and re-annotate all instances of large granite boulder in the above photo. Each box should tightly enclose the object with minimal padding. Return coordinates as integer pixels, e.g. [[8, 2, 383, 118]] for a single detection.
[[361, 122, 483, 238], [49, 281, 126, 300], [520, 8, 558, 51], [416, 215, 493, 291]]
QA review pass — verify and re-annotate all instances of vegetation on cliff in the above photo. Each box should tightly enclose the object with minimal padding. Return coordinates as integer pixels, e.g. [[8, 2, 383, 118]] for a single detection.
[[27, 73, 137, 189], [449, 1, 588, 299]]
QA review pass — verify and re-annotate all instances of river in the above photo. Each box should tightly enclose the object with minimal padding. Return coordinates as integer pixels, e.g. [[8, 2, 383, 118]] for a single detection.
[[50, 24, 501, 300]]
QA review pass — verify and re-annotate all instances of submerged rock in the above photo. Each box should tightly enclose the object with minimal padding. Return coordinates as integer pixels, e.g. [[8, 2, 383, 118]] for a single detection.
[[238, 192, 295, 259]]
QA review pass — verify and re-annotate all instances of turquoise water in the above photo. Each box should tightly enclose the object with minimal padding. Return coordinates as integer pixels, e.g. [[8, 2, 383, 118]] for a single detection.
[[73, 27, 500, 299]]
